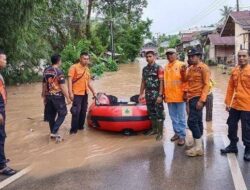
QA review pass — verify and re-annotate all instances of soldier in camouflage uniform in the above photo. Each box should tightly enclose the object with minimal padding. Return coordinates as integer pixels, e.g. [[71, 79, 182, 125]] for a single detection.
[[139, 51, 165, 140]]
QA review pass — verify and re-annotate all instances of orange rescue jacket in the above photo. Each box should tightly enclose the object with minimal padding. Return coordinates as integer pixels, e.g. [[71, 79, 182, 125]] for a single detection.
[[164, 60, 186, 103], [181, 62, 210, 102], [225, 64, 250, 111]]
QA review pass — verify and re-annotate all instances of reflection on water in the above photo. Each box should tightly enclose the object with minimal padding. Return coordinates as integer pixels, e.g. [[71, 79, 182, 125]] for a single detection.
[[4, 59, 231, 177]]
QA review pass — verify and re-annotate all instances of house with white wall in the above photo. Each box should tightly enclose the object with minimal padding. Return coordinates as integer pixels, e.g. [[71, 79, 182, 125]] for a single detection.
[[221, 11, 250, 55], [206, 33, 235, 64]]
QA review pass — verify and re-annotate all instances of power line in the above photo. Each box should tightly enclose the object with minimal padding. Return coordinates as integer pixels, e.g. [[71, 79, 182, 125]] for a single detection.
[[184, 0, 228, 28], [185, 0, 222, 24], [169, 0, 226, 33], [169, 0, 228, 33]]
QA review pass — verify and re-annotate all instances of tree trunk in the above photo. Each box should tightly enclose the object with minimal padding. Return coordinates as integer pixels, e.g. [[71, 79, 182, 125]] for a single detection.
[[127, 1, 132, 24], [86, 0, 94, 39]]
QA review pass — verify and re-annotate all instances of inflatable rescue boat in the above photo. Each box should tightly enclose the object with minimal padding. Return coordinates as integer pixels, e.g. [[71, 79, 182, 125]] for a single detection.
[[87, 93, 151, 133]]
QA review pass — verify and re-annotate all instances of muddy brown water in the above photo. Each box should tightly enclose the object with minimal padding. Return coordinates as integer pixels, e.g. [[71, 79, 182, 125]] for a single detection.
[[4, 59, 230, 177]]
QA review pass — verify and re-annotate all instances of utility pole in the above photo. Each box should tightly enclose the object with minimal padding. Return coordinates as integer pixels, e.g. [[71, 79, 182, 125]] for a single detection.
[[108, 0, 115, 60], [110, 19, 115, 60], [236, 0, 239, 12]]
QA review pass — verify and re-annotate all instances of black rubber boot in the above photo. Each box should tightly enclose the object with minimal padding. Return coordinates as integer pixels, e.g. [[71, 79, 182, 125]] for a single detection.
[[244, 147, 250, 161], [220, 142, 238, 154]]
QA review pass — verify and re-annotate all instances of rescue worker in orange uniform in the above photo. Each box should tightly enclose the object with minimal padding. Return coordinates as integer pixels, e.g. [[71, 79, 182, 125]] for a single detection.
[[185, 58, 215, 121], [164, 48, 187, 146], [221, 49, 250, 161], [181, 48, 210, 157], [68, 52, 96, 134], [0, 50, 16, 175]]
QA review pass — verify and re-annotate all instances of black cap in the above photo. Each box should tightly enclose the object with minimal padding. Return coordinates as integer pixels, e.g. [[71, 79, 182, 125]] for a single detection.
[[187, 48, 202, 56]]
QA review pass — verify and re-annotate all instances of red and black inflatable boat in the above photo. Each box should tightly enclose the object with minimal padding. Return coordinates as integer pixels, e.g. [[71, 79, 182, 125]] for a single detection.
[[87, 93, 151, 133]]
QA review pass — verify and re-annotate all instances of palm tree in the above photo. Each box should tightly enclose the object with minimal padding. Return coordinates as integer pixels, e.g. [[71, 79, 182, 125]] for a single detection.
[[219, 6, 233, 23]]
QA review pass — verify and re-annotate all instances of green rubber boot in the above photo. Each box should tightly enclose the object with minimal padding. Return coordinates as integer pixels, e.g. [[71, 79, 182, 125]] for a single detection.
[[156, 120, 163, 141], [146, 119, 157, 136]]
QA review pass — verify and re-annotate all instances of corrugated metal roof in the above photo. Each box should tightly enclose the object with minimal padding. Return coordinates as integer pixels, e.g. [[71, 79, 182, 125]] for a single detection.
[[231, 11, 250, 29], [221, 11, 250, 36], [208, 34, 235, 46]]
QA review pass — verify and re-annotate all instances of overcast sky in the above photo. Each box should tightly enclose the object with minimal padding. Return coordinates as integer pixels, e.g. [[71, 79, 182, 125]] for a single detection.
[[142, 0, 250, 35]]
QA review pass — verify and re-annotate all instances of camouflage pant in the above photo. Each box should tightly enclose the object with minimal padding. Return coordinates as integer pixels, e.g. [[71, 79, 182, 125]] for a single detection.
[[146, 100, 165, 120], [145, 89, 165, 120]]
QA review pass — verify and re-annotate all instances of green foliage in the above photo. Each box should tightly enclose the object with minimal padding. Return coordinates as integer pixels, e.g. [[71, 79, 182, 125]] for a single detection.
[[104, 57, 118, 71], [206, 59, 217, 66], [60, 61, 73, 77], [62, 40, 91, 63], [157, 34, 169, 44], [95, 0, 151, 62], [0, 0, 86, 84], [168, 35, 181, 48], [219, 6, 233, 23], [95, 0, 148, 23], [90, 63, 106, 76], [0, 0, 150, 83], [158, 47, 165, 56], [60, 39, 91, 74], [152, 34, 180, 49], [90, 35, 106, 56], [115, 19, 152, 61], [179, 52, 185, 61], [35, 0, 86, 52], [90, 53, 118, 74], [3, 62, 42, 85], [60, 38, 118, 77]]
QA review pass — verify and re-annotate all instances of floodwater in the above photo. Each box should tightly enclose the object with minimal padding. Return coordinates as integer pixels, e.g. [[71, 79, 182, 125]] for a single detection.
[[4, 59, 158, 176], [3, 58, 249, 190]]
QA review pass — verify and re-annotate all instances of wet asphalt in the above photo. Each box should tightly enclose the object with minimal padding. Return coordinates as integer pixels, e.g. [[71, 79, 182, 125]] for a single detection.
[[3, 135, 246, 190]]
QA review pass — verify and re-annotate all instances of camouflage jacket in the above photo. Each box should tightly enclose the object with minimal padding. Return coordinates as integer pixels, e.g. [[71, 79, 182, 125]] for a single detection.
[[142, 63, 164, 103]]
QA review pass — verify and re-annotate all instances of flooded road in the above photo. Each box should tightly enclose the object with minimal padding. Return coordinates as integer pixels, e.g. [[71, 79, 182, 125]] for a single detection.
[[2, 59, 249, 190]]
